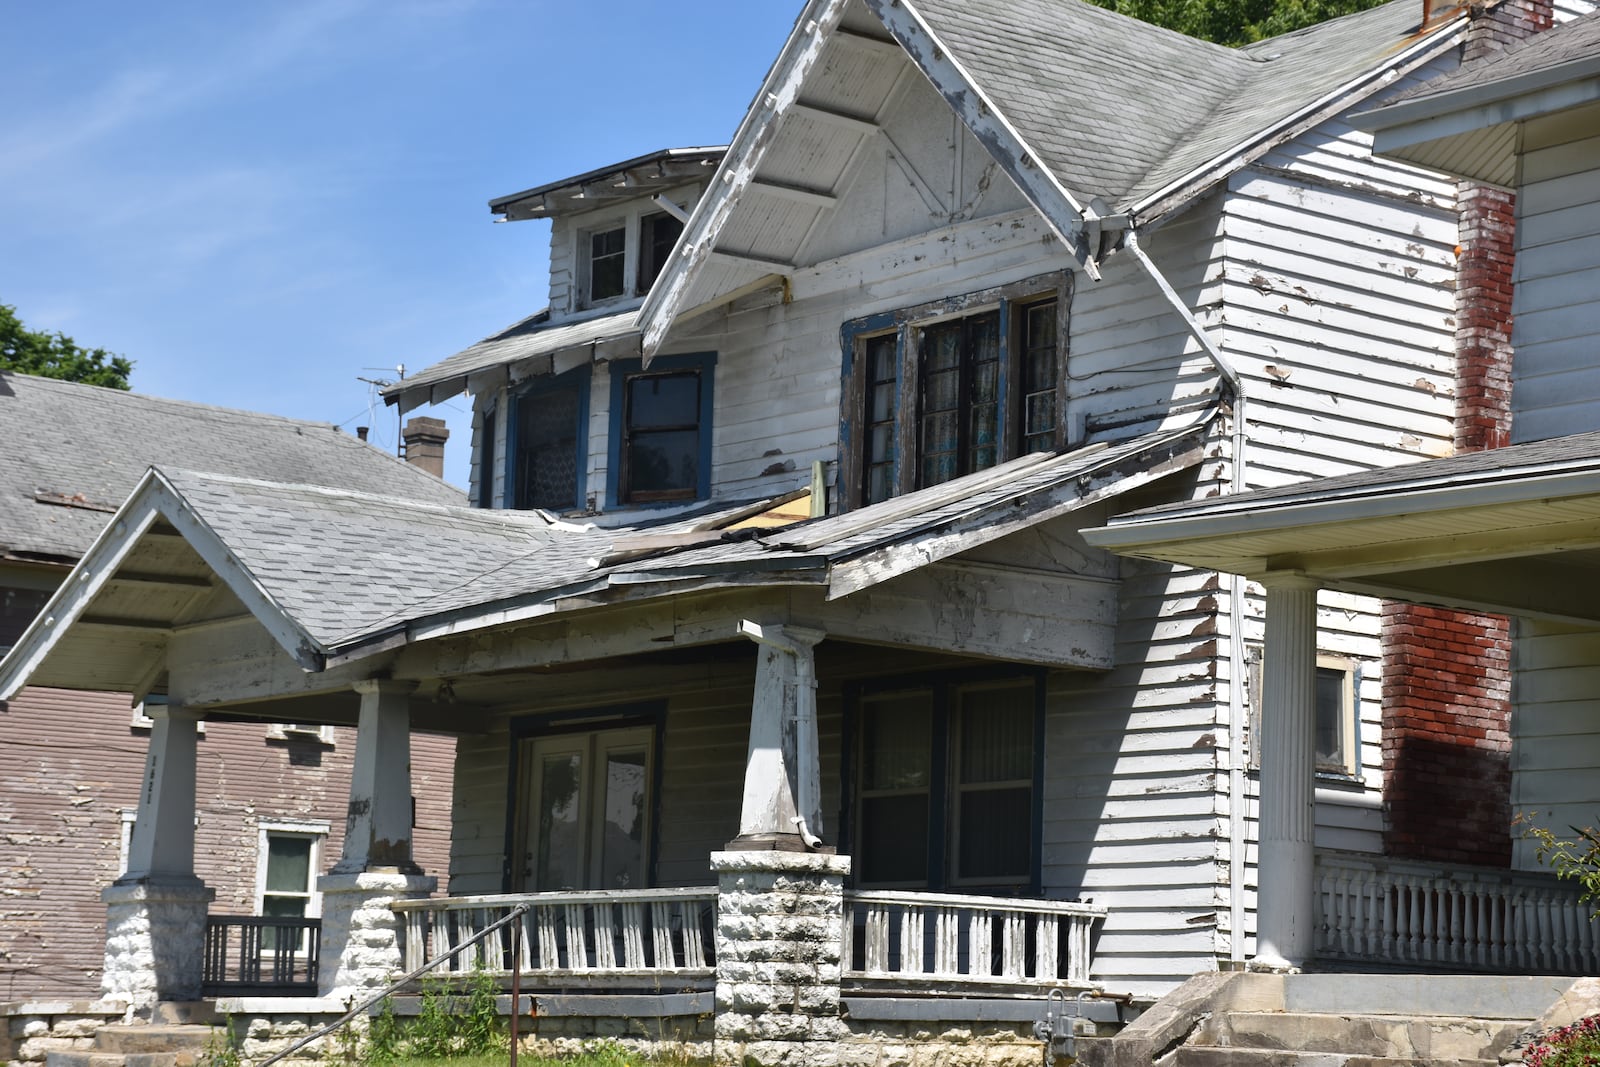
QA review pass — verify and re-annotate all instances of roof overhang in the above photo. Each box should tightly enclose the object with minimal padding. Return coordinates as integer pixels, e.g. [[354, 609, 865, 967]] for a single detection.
[[1354, 53, 1600, 186], [0, 470, 328, 702], [1085, 440, 1600, 624], [490, 147, 726, 222]]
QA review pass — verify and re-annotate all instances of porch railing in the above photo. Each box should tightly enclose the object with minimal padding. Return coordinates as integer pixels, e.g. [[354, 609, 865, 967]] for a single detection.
[[390, 889, 717, 985], [201, 915, 321, 995], [1315, 850, 1600, 974], [841, 890, 1105, 989]]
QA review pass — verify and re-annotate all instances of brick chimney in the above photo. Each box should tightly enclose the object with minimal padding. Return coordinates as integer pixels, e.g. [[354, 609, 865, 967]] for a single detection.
[[402, 416, 449, 479], [1379, 0, 1552, 869]]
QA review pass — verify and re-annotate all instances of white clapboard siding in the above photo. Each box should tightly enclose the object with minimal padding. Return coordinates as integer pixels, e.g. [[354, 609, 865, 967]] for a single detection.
[[1509, 128, 1600, 443], [1510, 622, 1600, 872]]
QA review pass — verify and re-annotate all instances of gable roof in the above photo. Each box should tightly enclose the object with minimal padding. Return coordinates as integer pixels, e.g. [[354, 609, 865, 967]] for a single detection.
[[1356, 9, 1600, 185], [0, 421, 1206, 699], [0, 371, 464, 566]]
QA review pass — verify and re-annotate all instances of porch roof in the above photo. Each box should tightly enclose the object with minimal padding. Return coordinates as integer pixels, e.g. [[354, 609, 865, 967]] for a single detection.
[[1082, 428, 1600, 624], [0, 421, 1207, 699]]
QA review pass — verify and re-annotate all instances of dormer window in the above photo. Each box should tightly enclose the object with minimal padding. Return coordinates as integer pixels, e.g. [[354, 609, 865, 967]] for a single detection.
[[637, 212, 684, 296], [587, 227, 627, 303]]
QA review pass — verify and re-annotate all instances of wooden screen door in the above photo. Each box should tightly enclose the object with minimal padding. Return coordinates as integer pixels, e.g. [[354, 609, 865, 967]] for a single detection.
[[516, 726, 652, 892]]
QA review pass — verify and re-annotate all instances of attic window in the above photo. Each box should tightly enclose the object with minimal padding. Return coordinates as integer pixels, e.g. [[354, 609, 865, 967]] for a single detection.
[[636, 212, 684, 296], [840, 273, 1070, 509], [587, 226, 627, 303]]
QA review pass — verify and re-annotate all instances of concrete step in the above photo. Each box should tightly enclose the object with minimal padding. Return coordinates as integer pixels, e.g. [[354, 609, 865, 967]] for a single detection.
[[46, 1053, 206, 1067], [1174, 1048, 1498, 1067], [1193, 1011, 1523, 1061], [148, 1003, 220, 1027], [94, 1025, 216, 1055]]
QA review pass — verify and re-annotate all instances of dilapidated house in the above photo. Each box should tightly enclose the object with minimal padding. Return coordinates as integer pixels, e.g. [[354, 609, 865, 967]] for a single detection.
[[0, 372, 460, 1001], [4, 0, 1600, 1061]]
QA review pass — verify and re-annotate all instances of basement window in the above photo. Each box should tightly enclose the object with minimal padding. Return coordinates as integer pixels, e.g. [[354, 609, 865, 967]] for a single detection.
[[839, 274, 1070, 509]]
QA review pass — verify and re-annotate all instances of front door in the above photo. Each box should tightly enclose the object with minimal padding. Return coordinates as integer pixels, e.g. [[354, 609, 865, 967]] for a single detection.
[[516, 725, 652, 892]]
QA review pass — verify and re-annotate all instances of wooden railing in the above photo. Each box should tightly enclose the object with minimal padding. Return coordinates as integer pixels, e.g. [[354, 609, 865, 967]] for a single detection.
[[841, 890, 1105, 989], [390, 889, 717, 986], [1315, 850, 1600, 974], [202, 915, 321, 995]]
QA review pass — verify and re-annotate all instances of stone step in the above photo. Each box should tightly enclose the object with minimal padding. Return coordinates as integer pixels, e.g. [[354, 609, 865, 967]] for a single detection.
[[1174, 1048, 1499, 1067], [47, 1052, 206, 1067], [147, 1003, 220, 1027], [1193, 1011, 1523, 1061], [94, 1025, 216, 1055]]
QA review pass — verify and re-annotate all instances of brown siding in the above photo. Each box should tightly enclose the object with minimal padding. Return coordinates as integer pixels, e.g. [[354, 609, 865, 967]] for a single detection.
[[0, 685, 454, 999]]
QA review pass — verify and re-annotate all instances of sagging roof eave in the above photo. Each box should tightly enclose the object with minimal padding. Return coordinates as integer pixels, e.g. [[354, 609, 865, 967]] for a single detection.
[[0, 470, 331, 701], [1129, 17, 1468, 228], [639, 0, 1103, 359], [1083, 462, 1600, 569], [320, 556, 835, 669]]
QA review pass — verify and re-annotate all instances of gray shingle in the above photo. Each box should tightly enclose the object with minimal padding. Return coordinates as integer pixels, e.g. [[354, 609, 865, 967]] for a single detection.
[[1375, 7, 1600, 108], [0, 371, 464, 564]]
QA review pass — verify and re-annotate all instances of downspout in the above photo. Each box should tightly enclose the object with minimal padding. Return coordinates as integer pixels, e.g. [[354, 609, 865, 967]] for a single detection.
[[1121, 228, 1251, 966]]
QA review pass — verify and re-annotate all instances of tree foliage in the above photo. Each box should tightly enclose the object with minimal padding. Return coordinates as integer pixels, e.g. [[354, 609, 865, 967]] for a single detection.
[[1085, 0, 1389, 46], [0, 302, 133, 390]]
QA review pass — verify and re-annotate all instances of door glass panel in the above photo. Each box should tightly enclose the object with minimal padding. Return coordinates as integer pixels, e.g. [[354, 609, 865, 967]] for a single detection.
[[536, 752, 584, 890], [599, 748, 648, 889]]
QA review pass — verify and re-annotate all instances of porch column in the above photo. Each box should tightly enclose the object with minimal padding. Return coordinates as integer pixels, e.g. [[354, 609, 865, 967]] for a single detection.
[[1254, 574, 1319, 970], [730, 621, 826, 851], [318, 680, 436, 1003], [102, 700, 215, 1009]]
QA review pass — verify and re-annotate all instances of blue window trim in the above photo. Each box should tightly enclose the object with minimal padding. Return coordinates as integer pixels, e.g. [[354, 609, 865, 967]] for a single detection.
[[475, 405, 497, 510], [839, 666, 1045, 894], [508, 365, 591, 513], [605, 352, 717, 509], [500, 701, 668, 893]]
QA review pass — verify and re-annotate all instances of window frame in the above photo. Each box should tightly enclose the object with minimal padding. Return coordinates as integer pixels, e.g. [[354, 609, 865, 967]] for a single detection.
[[503, 702, 666, 894], [635, 211, 685, 297], [509, 366, 592, 513], [605, 353, 716, 508], [476, 404, 497, 510], [841, 667, 1046, 893], [1245, 646, 1362, 779], [838, 273, 1072, 510], [255, 818, 330, 950], [581, 224, 629, 306]]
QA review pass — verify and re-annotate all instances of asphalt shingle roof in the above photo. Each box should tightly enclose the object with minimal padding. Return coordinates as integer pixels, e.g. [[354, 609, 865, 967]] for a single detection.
[[0, 371, 464, 564], [1377, 6, 1600, 106]]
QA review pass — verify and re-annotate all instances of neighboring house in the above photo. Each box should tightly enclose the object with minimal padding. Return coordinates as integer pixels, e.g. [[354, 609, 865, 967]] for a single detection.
[[0, 372, 462, 999], [1087, 0, 1600, 979], [5, 0, 1600, 1060]]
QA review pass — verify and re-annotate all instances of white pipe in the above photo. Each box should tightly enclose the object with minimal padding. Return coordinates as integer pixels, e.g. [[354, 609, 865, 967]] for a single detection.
[[1122, 228, 1252, 964]]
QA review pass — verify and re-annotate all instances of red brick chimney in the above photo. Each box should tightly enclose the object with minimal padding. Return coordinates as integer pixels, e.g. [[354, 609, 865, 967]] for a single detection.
[[402, 416, 449, 479], [1380, 0, 1552, 868]]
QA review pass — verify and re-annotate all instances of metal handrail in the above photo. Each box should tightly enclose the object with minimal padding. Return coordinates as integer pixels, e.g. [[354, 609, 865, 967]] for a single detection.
[[255, 903, 531, 1067]]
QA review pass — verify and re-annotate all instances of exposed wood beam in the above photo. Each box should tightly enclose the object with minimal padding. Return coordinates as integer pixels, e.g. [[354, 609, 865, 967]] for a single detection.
[[107, 572, 214, 590], [831, 27, 903, 60], [747, 178, 838, 210], [651, 193, 691, 223], [709, 247, 797, 272], [787, 101, 879, 138], [80, 617, 174, 633]]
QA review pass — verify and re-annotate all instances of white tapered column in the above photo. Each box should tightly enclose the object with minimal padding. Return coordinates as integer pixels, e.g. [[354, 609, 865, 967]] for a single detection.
[[730, 621, 826, 850], [1254, 574, 1319, 970]]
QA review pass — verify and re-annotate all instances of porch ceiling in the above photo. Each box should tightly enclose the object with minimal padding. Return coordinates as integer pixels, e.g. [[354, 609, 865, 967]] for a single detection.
[[1085, 429, 1600, 624]]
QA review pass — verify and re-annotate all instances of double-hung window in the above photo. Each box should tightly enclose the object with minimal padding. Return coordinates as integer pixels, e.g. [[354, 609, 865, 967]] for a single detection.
[[847, 671, 1044, 891], [511, 368, 590, 513], [255, 820, 328, 950], [578, 211, 685, 309], [606, 353, 715, 507], [841, 273, 1069, 508], [1246, 648, 1361, 778]]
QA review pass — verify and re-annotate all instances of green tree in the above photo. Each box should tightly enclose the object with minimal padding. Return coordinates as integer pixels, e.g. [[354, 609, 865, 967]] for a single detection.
[[0, 302, 133, 390], [1086, 0, 1389, 46]]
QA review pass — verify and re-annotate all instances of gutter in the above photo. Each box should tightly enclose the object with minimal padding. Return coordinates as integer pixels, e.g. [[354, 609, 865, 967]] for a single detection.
[[1119, 226, 1252, 965]]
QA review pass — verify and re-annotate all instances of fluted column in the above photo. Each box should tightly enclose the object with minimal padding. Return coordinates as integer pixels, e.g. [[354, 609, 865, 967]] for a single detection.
[[1254, 573, 1319, 970]]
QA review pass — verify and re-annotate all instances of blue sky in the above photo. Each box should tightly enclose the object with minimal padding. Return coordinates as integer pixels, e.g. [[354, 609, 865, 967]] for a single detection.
[[1, 1, 798, 489]]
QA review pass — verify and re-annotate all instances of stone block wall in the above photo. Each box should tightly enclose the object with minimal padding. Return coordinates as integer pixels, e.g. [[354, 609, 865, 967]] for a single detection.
[[0, 1001, 126, 1067]]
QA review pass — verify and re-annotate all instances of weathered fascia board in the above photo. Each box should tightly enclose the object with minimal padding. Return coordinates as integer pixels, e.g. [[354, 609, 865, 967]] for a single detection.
[[639, 0, 851, 356], [800, 562, 1117, 670], [861, 0, 1097, 280], [826, 429, 1210, 599], [165, 587, 802, 709], [1330, 557, 1600, 627]]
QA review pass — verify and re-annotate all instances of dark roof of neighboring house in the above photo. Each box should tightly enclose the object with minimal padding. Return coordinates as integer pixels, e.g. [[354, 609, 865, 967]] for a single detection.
[[0, 371, 465, 565]]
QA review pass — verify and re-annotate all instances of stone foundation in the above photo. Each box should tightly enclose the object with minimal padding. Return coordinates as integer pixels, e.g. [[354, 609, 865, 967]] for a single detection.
[[0, 1000, 128, 1067], [317, 871, 436, 1003], [711, 850, 851, 1067], [101, 881, 214, 1009]]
